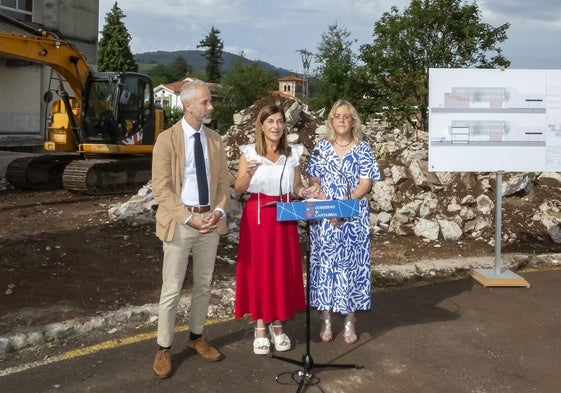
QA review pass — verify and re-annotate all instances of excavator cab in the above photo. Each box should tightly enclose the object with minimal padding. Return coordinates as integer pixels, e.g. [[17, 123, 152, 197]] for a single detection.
[[82, 72, 157, 147]]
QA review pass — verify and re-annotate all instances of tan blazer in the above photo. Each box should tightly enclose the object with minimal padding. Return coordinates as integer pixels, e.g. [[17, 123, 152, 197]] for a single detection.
[[151, 120, 230, 241]]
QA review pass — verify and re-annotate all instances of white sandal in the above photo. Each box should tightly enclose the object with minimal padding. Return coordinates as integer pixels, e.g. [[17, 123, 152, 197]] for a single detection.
[[268, 324, 291, 352], [253, 327, 270, 355]]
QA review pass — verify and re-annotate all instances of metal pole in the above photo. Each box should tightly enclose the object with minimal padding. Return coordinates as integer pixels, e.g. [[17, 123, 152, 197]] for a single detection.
[[296, 49, 312, 102], [494, 171, 504, 275], [470, 170, 529, 287]]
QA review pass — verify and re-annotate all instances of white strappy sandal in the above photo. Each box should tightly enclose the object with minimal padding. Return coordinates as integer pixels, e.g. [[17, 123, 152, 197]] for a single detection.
[[268, 324, 291, 352], [253, 327, 270, 355]]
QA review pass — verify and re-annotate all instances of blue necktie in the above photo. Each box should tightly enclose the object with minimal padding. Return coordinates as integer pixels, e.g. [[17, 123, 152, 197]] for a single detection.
[[193, 132, 209, 206]]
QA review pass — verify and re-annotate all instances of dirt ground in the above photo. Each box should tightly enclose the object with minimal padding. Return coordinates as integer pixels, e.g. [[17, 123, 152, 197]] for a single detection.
[[2, 185, 561, 337]]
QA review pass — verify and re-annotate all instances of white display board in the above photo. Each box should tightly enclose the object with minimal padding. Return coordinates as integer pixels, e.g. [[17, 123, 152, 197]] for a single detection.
[[428, 68, 561, 172]]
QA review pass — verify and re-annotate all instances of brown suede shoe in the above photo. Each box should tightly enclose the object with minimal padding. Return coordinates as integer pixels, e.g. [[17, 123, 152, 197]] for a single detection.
[[186, 337, 224, 361], [153, 349, 172, 378]]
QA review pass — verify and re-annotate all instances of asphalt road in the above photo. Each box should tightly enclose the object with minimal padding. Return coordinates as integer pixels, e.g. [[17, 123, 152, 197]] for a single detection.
[[1, 269, 560, 393]]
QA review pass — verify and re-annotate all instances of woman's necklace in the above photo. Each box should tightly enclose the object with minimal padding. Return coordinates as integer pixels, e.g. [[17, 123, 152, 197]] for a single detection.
[[334, 138, 353, 148]]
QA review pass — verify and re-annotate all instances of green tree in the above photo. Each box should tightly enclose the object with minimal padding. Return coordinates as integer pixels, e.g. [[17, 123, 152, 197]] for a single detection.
[[197, 26, 224, 83], [97, 1, 138, 72], [212, 56, 278, 133], [145, 59, 201, 86], [311, 23, 357, 111], [169, 56, 192, 81], [164, 106, 185, 129], [221, 61, 278, 110], [357, 0, 510, 131], [145, 63, 175, 86]]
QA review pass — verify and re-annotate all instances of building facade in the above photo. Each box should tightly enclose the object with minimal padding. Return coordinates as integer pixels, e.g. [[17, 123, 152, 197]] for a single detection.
[[278, 75, 303, 100], [154, 80, 188, 110]]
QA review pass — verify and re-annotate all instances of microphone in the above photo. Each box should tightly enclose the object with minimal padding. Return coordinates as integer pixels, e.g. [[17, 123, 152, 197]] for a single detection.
[[278, 146, 291, 202], [311, 149, 352, 200]]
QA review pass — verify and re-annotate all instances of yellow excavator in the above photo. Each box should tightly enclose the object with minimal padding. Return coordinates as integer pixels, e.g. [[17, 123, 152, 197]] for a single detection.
[[0, 13, 164, 194]]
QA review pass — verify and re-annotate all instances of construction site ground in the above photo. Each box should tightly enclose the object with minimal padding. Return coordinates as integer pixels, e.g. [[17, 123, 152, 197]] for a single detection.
[[1, 188, 561, 392]]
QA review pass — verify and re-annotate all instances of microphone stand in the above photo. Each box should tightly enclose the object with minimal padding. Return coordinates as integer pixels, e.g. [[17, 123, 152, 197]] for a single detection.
[[271, 212, 362, 392], [279, 154, 288, 202]]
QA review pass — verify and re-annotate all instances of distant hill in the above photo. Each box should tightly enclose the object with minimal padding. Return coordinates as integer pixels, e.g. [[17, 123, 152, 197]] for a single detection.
[[134, 50, 295, 78]]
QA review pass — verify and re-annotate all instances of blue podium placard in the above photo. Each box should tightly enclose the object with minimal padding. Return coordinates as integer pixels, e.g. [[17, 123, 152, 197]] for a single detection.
[[276, 199, 359, 221]]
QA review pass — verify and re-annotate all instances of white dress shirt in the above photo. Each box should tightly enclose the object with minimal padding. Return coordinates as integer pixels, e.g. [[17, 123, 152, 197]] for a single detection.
[[180, 118, 209, 206]]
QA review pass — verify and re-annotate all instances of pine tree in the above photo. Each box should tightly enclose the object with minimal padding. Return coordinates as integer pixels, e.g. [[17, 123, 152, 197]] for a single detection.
[[98, 2, 138, 72], [197, 26, 224, 83]]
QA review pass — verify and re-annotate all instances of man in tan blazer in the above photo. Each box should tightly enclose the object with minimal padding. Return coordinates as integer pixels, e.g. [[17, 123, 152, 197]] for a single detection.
[[151, 80, 230, 378]]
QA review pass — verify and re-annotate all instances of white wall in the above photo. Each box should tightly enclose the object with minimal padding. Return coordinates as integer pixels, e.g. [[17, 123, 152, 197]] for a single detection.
[[0, 62, 41, 134]]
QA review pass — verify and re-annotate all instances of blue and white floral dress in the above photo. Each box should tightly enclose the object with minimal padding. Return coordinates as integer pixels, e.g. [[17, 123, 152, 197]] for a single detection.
[[305, 139, 381, 314]]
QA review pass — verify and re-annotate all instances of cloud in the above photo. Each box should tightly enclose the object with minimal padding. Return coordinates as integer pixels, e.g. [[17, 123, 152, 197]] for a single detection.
[[99, 0, 561, 71], [479, 0, 561, 23], [478, 0, 561, 68]]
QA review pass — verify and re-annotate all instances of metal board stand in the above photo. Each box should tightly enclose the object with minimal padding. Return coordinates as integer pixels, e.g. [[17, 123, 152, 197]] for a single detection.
[[471, 171, 530, 288]]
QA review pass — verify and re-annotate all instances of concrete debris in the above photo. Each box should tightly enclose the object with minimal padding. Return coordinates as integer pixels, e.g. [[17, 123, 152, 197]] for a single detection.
[[109, 92, 561, 246]]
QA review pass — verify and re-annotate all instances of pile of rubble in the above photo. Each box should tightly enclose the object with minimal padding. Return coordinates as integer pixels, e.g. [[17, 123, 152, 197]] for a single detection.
[[111, 92, 561, 246]]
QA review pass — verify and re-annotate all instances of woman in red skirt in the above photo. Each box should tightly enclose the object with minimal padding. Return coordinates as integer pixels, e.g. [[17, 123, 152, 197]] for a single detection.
[[234, 104, 313, 355]]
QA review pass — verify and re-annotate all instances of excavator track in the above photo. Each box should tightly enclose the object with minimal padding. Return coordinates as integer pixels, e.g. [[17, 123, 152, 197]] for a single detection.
[[5, 154, 77, 190], [62, 157, 152, 195]]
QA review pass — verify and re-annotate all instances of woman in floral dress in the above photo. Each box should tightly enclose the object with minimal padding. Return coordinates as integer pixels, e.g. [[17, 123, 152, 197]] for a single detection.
[[305, 100, 381, 344]]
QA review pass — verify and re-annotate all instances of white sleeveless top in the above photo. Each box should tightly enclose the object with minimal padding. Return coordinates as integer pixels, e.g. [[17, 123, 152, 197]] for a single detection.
[[240, 144, 303, 197]]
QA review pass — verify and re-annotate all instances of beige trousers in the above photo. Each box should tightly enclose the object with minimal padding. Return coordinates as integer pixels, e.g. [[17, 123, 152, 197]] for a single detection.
[[156, 217, 220, 347]]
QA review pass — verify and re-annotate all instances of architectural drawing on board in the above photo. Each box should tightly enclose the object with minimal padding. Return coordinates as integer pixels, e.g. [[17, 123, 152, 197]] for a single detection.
[[431, 85, 546, 147], [443, 86, 545, 109], [445, 87, 511, 108], [428, 68, 561, 172]]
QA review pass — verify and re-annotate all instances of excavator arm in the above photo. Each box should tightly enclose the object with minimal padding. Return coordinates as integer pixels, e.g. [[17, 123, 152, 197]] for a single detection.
[[0, 30, 90, 104]]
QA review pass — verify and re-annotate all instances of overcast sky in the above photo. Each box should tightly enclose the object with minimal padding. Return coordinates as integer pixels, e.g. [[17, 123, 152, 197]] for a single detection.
[[98, 0, 561, 73]]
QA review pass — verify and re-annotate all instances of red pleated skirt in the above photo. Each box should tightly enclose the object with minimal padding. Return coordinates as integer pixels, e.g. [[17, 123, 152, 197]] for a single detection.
[[234, 193, 306, 322]]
